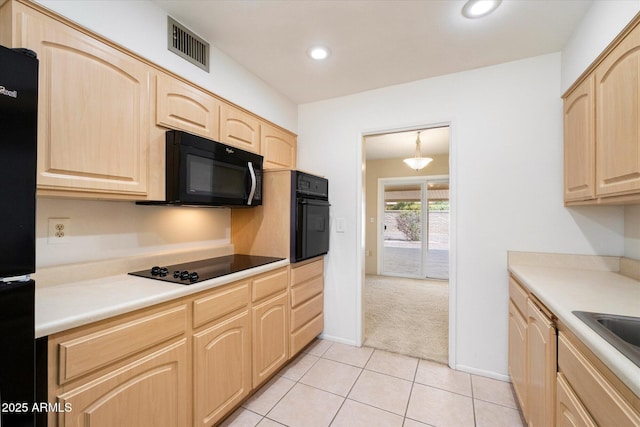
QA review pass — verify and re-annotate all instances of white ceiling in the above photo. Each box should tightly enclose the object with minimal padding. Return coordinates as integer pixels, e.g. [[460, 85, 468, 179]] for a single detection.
[[152, 0, 592, 104]]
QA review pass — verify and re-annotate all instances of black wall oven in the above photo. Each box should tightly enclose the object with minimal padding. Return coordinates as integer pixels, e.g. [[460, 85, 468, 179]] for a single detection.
[[290, 171, 330, 262]]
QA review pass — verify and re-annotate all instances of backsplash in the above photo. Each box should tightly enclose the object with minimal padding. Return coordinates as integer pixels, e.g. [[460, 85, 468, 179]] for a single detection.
[[36, 198, 231, 268], [620, 257, 640, 281], [625, 205, 640, 260]]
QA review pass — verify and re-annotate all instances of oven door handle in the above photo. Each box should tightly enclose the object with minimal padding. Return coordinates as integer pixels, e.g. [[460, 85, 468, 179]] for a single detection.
[[299, 199, 331, 206], [247, 161, 256, 205]]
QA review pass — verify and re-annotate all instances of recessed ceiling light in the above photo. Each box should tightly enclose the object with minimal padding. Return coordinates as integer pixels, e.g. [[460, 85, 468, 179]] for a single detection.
[[461, 0, 502, 19], [308, 46, 330, 60]]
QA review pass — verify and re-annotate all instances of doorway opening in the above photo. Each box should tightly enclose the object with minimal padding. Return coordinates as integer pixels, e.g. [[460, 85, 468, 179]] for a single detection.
[[363, 125, 450, 364]]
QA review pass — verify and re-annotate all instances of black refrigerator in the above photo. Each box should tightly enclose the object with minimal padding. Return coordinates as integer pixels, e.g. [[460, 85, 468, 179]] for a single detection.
[[0, 44, 38, 427]]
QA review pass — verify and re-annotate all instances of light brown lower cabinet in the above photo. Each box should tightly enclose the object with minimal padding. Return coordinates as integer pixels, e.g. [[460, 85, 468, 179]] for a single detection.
[[194, 311, 251, 427], [290, 258, 324, 356], [44, 264, 319, 427], [556, 373, 596, 427], [508, 276, 556, 426], [57, 339, 189, 427], [47, 302, 191, 427], [509, 274, 640, 427], [508, 276, 529, 415], [192, 281, 252, 427], [558, 331, 640, 427], [252, 291, 289, 388], [526, 298, 557, 427]]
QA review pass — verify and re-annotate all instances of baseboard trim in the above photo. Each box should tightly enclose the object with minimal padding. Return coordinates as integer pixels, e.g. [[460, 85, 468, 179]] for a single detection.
[[318, 333, 358, 347], [455, 364, 511, 382]]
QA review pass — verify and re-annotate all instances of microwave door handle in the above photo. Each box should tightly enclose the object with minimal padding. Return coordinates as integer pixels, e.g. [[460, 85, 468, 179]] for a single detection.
[[247, 161, 256, 205]]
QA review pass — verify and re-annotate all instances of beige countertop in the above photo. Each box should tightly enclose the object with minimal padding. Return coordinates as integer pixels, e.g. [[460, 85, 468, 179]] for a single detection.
[[34, 247, 289, 338], [508, 252, 640, 397]]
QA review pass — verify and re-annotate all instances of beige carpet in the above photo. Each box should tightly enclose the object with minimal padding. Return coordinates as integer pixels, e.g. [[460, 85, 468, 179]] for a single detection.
[[364, 275, 449, 364]]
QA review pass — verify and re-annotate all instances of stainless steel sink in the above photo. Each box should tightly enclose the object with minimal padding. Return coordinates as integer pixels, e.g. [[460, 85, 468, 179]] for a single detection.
[[573, 311, 640, 368]]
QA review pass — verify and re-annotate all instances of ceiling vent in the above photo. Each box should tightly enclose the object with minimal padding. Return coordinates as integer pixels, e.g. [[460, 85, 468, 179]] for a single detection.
[[167, 16, 209, 72]]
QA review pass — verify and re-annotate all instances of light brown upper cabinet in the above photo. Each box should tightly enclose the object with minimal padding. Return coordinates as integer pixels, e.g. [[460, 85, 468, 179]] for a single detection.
[[563, 15, 640, 205], [219, 103, 261, 153], [13, 4, 152, 198], [156, 72, 219, 140], [563, 75, 595, 202], [594, 22, 640, 197], [262, 123, 297, 170]]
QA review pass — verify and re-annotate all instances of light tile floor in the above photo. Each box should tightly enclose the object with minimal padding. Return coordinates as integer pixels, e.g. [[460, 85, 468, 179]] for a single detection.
[[221, 339, 525, 427]]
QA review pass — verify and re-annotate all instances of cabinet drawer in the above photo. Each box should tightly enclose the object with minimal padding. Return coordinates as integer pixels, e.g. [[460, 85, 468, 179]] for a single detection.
[[509, 276, 528, 315], [252, 268, 288, 302], [291, 259, 323, 286], [291, 276, 323, 308], [290, 313, 323, 356], [558, 332, 640, 426], [193, 282, 249, 328], [58, 305, 187, 384], [291, 293, 323, 332]]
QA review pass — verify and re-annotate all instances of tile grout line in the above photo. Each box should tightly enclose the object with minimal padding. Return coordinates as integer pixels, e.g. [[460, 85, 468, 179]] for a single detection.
[[260, 343, 330, 426], [400, 355, 420, 422], [326, 345, 376, 426], [470, 374, 478, 427]]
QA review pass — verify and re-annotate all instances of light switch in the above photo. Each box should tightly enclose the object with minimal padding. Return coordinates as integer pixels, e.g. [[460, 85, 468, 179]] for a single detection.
[[336, 217, 346, 233]]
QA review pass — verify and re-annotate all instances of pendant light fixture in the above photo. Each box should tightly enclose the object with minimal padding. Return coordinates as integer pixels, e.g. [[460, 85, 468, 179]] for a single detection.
[[403, 131, 433, 171]]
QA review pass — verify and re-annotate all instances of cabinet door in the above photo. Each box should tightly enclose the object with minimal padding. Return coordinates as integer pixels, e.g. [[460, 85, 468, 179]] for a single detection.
[[261, 123, 296, 170], [17, 8, 151, 197], [563, 75, 595, 202], [527, 299, 556, 427], [193, 311, 251, 427], [558, 332, 640, 426], [594, 23, 640, 196], [219, 103, 260, 153], [556, 373, 596, 427], [156, 72, 219, 140], [508, 300, 528, 415], [56, 339, 189, 427], [252, 291, 289, 387]]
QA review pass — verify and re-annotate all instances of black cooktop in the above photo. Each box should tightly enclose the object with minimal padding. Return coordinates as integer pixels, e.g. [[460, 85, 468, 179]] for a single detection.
[[128, 254, 284, 285]]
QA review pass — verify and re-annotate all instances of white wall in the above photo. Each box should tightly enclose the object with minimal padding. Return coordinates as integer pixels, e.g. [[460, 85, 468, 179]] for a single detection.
[[31, 0, 298, 268], [297, 53, 625, 378], [561, 0, 640, 259]]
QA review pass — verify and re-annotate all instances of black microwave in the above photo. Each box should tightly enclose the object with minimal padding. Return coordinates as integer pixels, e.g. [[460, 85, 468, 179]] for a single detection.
[[140, 130, 263, 207]]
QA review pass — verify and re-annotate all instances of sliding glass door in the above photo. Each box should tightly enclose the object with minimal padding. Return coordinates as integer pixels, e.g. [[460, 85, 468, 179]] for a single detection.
[[379, 177, 449, 279]]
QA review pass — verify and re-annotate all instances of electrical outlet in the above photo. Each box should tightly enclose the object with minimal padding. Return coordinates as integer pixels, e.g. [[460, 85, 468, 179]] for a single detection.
[[48, 218, 70, 244]]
